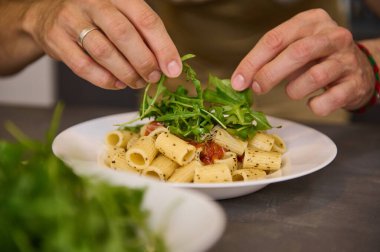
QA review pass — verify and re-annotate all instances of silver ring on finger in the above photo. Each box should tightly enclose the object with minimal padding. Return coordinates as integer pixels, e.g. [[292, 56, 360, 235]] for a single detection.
[[78, 27, 99, 48]]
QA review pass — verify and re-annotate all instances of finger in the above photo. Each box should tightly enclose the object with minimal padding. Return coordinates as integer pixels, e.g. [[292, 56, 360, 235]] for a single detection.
[[253, 34, 338, 94], [53, 6, 135, 89], [286, 59, 345, 100], [80, 27, 146, 89], [115, 0, 182, 78], [308, 81, 352, 116], [231, 9, 334, 90], [86, 3, 162, 83], [55, 33, 122, 90]]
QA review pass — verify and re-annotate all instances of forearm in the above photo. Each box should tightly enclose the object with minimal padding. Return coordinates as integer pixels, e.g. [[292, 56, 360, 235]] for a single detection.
[[0, 1, 44, 76]]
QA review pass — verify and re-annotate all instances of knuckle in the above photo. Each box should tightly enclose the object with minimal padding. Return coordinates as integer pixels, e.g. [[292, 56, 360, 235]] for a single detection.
[[285, 85, 299, 100], [138, 57, 157, 74], [309, 8, 330, 21], [345, 54, 359, 69], [108, 19, 130, 39], [309, 98, 331, 117], [311, 105, 330, 117], [137, 10, 161, 30], [99, 72, 116, 89], [241, 56, 256, 72], [335, 27, 353, 47], [91, 41, 114, 59], [256, 67, 276, 91], [309, 67, 329, 87], [290, 41, 313, 62], [330, 89, 348, 108], [71, 57, 92, 76], [56, 5, 71, 26], [120, 70, 139, 85], [156, 43, 175, 58], [44, 31, 56, 46], [262, 30, 284, 51]]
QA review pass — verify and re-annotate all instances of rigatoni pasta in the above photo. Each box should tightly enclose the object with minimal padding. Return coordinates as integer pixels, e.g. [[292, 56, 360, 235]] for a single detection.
[[126, 136, 158, 170], [103, 121, 286, 183], [105, 130, 138, 148], [214, 152, 238, 171], [212, 127, 247, 156], [194, 164, 232, 183], [232, 168, 266, 182], [168, 161, 201, 183], [248, 132, 274, 152], [155, 132, 196, 166], [243, 147, 282, 171], [142, 154, 179, 181]]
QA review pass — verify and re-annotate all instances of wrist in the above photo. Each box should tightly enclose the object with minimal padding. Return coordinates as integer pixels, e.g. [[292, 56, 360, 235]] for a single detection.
[[21, 2, 42, 43], [352, 42, 380, 113], [0, 2, 44, 75]]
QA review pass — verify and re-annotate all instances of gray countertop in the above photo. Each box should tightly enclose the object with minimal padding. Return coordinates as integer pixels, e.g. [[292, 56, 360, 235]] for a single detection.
[[1, 105, 379, 252]]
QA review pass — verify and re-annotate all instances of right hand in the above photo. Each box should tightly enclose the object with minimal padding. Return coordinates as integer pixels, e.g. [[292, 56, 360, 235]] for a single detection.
[[23, 0, 182, 89]]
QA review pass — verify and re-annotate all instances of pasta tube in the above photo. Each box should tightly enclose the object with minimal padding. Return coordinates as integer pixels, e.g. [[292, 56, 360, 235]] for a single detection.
[[139, 124, 169, 139], [105, 130, 137, 148], [126, 136, 158, 170], [214, 151, 238, 171], [168, 161, 202, 183], [271, 134, 287, 153], [212, 127, 247, 156], [243, 147, 282, 171], [248, 132, 274, 152], [126, 134, 140, 150], [147, 126, 169, 139], [232, 168, 266, 182], [194, 163, 232, 183], [108, 147, 138, 173], [155, 132, 196, 166], [142, 154, 179, 181]]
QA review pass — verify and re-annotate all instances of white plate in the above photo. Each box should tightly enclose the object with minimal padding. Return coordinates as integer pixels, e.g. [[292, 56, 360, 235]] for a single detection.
[[53, 112, 337, 201]]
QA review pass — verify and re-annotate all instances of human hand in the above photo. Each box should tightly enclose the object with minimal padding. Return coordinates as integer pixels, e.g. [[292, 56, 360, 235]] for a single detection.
[[231, 9, 376, 116], [23, 0, 181, 90]]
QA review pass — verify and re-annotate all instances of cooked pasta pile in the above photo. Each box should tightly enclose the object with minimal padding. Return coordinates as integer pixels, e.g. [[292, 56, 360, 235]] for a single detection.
[[103, 54, 286, 183], [103, 122, 286, 183]]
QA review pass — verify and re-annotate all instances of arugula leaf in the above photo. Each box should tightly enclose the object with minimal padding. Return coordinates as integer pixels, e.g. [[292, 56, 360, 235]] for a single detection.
[[122, 54, 272, 142]]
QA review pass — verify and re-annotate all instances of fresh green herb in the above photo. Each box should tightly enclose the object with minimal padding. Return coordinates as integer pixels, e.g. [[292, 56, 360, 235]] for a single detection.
[[119, 54, 272, 142], [118, 124, 143, 133], [0, 103, 166, 252]]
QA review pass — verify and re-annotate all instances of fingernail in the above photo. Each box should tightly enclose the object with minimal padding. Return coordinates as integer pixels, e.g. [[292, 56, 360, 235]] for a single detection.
[[167, 60, 181, 77], [252, 81, 262, 93], [115, 80, 127, 89], [232, 74, 246, 90], [148, 70, 161, 83]]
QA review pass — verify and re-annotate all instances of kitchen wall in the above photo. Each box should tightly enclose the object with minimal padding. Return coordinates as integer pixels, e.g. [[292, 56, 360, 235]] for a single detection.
[[0, 56, 55, 107]]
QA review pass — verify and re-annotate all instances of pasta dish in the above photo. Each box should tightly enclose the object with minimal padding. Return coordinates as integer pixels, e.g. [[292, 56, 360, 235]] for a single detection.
[[102, 55, 286, 183]]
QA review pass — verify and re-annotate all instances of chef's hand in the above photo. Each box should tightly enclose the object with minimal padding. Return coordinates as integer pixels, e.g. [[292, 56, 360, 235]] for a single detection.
[[23, 0, 181, 89], [231, 9, 376, 116]]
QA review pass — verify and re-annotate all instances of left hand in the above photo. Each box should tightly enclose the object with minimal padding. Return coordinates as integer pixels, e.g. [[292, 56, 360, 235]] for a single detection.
[[231, 9, 375, 116]]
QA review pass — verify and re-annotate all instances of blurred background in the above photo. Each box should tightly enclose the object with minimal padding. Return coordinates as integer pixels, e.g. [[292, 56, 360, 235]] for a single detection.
[[0, 0, 379, 122]]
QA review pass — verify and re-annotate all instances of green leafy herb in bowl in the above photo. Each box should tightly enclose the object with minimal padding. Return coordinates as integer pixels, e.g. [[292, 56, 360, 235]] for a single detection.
[[0, 104, 166, 252]]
